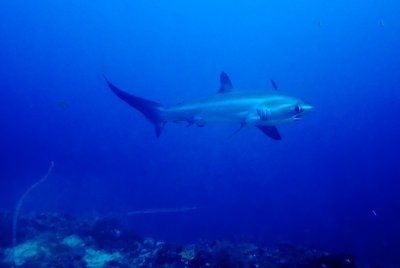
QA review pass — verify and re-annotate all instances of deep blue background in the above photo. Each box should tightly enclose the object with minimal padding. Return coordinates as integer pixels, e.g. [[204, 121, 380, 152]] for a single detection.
[[1, 0, 400, 264]]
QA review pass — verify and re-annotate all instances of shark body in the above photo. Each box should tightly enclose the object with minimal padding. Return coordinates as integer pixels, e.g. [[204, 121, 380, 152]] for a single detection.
[[105, 72, 313, 140]]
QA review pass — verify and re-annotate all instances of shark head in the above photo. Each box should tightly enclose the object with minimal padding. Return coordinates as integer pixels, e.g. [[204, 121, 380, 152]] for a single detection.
[[291, 100, 314, 121], [256, 95, 314, 125]]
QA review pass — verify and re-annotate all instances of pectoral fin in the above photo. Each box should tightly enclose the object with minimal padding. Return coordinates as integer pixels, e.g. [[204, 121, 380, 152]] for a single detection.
[[257, 125, 282, 140]]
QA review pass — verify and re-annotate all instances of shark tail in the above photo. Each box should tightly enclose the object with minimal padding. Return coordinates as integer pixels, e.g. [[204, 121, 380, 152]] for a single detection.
[[105, 77, 165, 137]]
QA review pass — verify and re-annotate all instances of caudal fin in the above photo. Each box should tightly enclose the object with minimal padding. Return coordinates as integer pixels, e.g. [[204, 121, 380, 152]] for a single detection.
[[105, 77, 165, 137]]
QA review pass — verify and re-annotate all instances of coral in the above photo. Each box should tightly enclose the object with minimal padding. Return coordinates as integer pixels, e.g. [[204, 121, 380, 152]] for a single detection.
[[61, 235, 85, 249], [179, 245, 196, 261], [0, 213, 363, 267], [83, 248, 122, 268], [84, 217, 141, 250], [4, 240, 48, 266]]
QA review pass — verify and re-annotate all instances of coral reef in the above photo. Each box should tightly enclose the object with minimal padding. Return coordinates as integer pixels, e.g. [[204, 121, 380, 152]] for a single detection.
[[0, 212, 363, 267]]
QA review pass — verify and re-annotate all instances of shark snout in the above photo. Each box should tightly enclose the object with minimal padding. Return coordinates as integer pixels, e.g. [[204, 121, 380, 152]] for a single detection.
[[301, 102, 314, 112], [293, 102, 313, 121]]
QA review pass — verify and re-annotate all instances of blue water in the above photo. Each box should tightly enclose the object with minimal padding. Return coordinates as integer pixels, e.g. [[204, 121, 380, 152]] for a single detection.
[[1, 0, 400, 264]]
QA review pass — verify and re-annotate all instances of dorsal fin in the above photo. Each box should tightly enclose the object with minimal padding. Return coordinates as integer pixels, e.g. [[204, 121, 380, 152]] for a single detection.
[[218, 72, 233, 93]]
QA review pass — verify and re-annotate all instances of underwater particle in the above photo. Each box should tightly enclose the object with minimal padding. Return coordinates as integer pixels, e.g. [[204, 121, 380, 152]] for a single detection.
[[317, 20, 321, 27], [379, 19, 384, 27]]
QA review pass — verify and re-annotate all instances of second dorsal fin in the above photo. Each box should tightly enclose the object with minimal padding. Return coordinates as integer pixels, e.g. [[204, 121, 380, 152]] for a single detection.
[[270, 79, 278, 90], [218, 72, 233, 93]]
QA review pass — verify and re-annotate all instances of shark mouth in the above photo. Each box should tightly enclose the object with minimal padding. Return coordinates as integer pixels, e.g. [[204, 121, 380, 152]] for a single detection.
[[294, 115, 303, 120]]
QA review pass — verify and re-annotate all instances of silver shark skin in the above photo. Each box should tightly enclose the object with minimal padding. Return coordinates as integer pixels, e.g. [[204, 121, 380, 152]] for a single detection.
[[105, 72, 313, 140]]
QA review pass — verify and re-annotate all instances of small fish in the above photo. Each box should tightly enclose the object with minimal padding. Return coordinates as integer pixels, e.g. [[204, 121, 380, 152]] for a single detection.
[[57, 100, 69, 109], [372, 210, 377, 216], [379, 19, 384, 27], [127, 207, 198, 216]]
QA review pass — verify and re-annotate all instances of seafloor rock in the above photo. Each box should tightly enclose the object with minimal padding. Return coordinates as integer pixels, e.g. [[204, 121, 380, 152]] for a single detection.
[[83, 217, 142, 251], [83, 248, 122, 268], [0, 212, 362, 267], [4, 240, 48, 266], [14, 212, 74, 243]]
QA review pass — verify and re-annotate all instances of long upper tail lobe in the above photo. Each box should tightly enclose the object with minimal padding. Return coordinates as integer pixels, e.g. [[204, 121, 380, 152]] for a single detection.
[[105, 77, 165, 137]]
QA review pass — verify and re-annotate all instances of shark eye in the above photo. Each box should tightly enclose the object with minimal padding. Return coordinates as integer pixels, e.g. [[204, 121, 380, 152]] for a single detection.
[[294, 105, 301, 113]]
